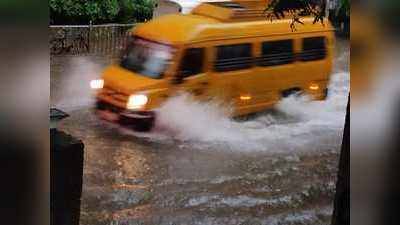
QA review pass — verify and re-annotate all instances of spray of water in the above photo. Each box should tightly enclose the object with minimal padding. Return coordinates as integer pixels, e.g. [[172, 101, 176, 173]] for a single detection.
[[152, 72, 349, 151], [155, 93, 242, 142], [52, 57, 104, 111]]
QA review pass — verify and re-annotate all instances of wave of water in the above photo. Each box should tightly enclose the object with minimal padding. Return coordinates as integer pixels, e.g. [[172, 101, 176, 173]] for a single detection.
[[148, 71, 350, 151]]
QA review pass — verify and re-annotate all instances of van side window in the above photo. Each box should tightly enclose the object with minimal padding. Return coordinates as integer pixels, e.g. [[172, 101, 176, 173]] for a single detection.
[[214, 43, 252, 72], [179, 48, 205, 78], [259, 40, 294, 66], [300, 37, 326, 61]]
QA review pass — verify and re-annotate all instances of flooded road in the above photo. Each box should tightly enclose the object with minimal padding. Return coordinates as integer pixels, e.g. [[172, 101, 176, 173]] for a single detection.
[[51, 38, 349, 225]]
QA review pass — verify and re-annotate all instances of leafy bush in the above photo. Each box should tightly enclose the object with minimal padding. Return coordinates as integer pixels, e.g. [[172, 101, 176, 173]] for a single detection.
[[50, 0, 154, 25], [117, 0, 154, 23]]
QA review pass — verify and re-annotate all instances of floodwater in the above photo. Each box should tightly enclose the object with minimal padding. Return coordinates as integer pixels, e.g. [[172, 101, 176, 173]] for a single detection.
[[51, 38, 349, 225]]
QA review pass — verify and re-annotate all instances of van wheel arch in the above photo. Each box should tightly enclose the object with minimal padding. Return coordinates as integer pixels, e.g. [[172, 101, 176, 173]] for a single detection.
[[281, 87, 303, 98]]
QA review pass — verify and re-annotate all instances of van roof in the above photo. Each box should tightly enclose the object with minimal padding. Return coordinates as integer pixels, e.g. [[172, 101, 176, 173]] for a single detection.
[[134, 14, 220, 45], [134, 4, 333, 45]]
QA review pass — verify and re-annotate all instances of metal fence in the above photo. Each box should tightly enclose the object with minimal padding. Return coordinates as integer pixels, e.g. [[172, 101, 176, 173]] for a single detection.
[[49, 24, 136, 56]]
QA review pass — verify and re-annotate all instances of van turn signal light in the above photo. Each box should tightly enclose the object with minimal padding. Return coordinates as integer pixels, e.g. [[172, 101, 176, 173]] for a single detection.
[[309, 84, 320, 90], [240, 95, 252, 101]]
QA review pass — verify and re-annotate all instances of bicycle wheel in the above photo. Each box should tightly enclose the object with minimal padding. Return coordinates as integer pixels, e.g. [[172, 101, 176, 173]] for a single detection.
[[50, 39, 64, 55]]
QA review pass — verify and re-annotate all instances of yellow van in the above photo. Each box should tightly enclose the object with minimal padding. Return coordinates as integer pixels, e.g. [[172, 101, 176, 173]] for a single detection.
[[91, 1, 335, 131]]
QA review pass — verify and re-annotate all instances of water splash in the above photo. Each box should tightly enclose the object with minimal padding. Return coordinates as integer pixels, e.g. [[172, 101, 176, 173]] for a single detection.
[[151, 72, 349, 151], [52, 57, 105, 111], [155, 93, 242, 142]]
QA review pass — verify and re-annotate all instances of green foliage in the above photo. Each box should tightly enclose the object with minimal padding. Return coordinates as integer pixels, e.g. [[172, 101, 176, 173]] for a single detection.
[[50, 0, 154, 25], [265, 0, 350, 31], [265, 0, 325, 31], [117, 0, 154, 23], [338, 0, 350, 17]]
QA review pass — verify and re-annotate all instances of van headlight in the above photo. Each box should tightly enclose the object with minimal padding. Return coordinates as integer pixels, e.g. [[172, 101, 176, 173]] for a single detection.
[[127, 94, 148, 110], [90, 79, 104, 89]]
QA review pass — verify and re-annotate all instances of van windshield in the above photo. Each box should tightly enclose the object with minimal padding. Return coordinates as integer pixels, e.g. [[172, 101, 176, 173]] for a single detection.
[[120, 38, 174, 79]]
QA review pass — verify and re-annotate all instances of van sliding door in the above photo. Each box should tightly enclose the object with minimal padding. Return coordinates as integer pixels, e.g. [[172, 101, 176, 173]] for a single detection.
[[211, 43, 257, 114]]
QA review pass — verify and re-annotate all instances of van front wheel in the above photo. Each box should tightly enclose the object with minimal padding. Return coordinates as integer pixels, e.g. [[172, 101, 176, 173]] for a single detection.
[[130, 120, 154, 132], [119, 111, 155, 132]]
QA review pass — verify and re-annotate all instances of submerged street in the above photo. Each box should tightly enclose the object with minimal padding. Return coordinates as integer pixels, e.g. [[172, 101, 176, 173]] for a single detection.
[[51, 38, 349, 225]]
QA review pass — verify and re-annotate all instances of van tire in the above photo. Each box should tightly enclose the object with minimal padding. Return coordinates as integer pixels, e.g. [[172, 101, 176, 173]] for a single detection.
[[323, 88, 329, 99], [129, 119, 154, 132], [119, 112, 155, 132], [281, 88, 302, 98]]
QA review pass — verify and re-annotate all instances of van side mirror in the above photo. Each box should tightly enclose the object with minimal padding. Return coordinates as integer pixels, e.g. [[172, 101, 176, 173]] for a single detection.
[[172, 69, 192, 85]]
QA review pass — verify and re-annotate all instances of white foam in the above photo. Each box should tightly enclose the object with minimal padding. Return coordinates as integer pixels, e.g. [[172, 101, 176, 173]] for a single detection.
[[155, 93, 243, 142], [53, 57, 104, 111], [152, 71, 349, 151]]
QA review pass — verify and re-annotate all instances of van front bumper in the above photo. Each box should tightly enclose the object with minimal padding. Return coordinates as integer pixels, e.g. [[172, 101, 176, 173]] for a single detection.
[[95, 100, 155, 132]]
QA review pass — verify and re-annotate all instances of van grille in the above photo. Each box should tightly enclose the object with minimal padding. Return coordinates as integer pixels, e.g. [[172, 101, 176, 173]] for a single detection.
[[101, 86, 129, 105], [96, 101, 124, 113]]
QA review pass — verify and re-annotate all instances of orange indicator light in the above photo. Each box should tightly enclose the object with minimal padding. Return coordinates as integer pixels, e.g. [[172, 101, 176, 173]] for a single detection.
[[240, 95, 252, 101], [309, 84, 320, 90]]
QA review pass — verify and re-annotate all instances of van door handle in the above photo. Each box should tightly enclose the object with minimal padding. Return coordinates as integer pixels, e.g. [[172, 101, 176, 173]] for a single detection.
[[199, 81, 209, 86]]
